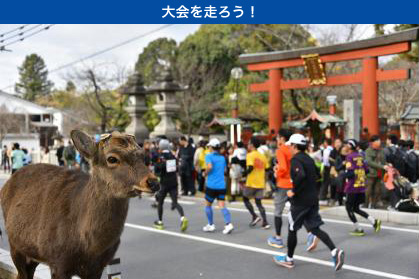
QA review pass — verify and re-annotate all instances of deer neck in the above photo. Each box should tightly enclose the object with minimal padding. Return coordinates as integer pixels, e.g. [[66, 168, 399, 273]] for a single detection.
[[78, 175, 129, 254]]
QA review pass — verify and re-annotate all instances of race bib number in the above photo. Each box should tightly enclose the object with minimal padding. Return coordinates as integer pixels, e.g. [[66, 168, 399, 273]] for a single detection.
[[166, 159, 176, 173]]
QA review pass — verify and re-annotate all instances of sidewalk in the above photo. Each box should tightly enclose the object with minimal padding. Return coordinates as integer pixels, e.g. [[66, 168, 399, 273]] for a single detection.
[[321, 206, 419, 225]]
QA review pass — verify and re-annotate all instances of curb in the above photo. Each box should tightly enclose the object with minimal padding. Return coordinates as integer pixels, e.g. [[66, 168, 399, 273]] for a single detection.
[[321, 206, 419, 225]]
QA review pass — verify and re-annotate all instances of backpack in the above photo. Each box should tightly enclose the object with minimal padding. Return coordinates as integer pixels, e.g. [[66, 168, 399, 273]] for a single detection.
[[393, 176, 413, 200], [64, 146, 76, 161], [388, 147, 407, 177], [395, 198, 419, 213], [405, 151, 419, 183]]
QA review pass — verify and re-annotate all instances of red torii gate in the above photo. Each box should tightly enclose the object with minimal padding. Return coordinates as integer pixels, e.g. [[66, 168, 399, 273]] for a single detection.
[[239, 27, 419, 136]]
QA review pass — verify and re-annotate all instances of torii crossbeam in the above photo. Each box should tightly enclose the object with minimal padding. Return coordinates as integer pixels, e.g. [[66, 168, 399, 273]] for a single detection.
[[239, 27, 419, 135]]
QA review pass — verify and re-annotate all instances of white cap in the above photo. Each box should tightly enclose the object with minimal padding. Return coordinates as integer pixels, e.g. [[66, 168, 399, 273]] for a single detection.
[[207, 138, 221, 147], [286, 134, 307, 145]]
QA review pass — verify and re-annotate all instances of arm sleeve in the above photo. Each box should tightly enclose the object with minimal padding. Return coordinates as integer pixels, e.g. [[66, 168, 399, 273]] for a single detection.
[[276, 149, 288, 177], [290, 158, 306, 196], [365, 149, 385, 170]]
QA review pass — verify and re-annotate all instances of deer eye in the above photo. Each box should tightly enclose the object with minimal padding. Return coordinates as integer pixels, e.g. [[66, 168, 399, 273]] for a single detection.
[[107, 156, 119, 164]]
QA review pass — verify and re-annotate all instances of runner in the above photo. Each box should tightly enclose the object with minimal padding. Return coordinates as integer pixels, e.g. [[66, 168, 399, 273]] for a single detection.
[[203, 138, 234, 234], [153, 139, 188, 232], [267, 129, 319, 251], [243, 137, 270, 229], [343, 139, 382, 236], [274, 134, 344, 271]]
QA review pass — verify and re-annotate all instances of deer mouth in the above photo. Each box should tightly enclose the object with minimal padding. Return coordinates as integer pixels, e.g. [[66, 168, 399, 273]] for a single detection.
[[132, 176, 160, 196]]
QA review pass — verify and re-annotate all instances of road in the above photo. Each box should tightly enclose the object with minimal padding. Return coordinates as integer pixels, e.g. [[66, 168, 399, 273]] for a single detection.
[[0, 177, 418, 279]]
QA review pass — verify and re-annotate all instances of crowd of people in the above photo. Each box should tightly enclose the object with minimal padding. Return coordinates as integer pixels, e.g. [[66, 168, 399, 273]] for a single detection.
[[2, 129, 418, 271]]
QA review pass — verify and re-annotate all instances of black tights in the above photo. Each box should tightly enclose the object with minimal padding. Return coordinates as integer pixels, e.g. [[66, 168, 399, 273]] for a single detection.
[[345, 194, 369, 224], [157, 189, 184, 221], [243, 197, 267, 223], [275, 216, 282, 236], [287, 227, 336, 258]]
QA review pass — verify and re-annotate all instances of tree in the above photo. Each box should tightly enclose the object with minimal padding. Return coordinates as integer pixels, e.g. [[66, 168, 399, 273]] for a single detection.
[[0, 105, 25, 146], [15, 53, 53, 101], [374, 24, 418, 62], [70, 65, 130, 133], [134, 38, 177, 130], [175, 24, 315, 134], [379, 59, 419, 124]]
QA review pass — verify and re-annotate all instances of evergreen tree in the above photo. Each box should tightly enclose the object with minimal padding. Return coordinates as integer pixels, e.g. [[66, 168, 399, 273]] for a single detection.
[[15, 53, 54, 101]]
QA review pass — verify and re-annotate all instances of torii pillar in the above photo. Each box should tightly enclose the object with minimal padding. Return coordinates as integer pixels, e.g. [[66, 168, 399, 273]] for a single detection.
[[269, 69, 283, 133], [362, 57, 379, 135]]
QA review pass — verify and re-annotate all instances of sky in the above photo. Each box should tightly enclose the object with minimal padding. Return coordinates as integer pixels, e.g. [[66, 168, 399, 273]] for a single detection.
[[0, 24, 378, 94]]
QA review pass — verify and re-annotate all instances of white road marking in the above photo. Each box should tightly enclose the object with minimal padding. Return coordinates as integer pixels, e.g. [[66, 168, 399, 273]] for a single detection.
[[226, 207, 419, 234], [179, 197, 419, 234], [147, 198, 195, 205], [125, 223, 416, 279]]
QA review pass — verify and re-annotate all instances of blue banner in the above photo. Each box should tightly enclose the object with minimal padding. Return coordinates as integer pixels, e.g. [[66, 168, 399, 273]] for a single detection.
[[0, 0, 418, 23]]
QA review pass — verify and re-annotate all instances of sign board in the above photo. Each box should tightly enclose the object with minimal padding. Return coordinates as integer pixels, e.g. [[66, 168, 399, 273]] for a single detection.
[[301, 54, 327, 85]]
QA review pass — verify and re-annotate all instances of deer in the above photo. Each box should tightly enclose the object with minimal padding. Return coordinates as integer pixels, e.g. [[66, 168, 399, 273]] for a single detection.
[[0, 130, 159, 279]]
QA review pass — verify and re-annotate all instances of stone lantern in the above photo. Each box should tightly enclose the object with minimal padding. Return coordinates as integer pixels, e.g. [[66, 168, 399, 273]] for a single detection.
[[121, 72, 149, 142], [147, 66, 185, 139]]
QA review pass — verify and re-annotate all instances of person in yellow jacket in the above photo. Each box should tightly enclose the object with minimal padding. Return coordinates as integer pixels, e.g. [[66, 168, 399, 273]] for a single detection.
[[194, 140, 210, 192], [243, 137, 270, 229]]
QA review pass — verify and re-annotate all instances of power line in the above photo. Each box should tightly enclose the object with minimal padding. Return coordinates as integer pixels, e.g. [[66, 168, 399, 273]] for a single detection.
[[0, 24, 43, 44], [0, 24, 55, 50], [0, 24, 31, 38], [50, 24, 174, 73], [1, 24, 175, 92]]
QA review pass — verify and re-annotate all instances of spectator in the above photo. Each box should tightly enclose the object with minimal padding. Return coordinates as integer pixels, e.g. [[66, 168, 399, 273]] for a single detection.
[[22, 148, 32, 166], [365, 135, 387, 208], [63, 140, 76, 169], [320, 138, 334, 205], [384, 134, 406, 176], [229, 145, 243, 202], [329, 138, 343, 205], [2, 145, 11, 172], [11, 143, 25, 174], [194, 139, 209, 192], [40, 147, 50, 164], [56, 141, 65, 166], [179, 136, 195, 196], [404, 140, 418, 183]]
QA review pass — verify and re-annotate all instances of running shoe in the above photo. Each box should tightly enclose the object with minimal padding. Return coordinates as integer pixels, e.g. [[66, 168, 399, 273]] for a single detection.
[[306, 233, 319, 252], [180, 217, 189, 232], [203, 224, 216, 232], [153, 220, 164, 230], [373, 219, 381, 233], [273, 254, 294, 269], [262, 222, 271, 229], [350, 228, 365, 236], [223, 223, 234, 234], [249, 216, 261, 227], [267, 236, 284, 248], [332, 249, 345, 271]]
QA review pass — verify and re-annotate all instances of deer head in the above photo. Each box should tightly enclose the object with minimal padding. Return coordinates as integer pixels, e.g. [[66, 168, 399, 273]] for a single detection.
[[70, 130, 159, 198]]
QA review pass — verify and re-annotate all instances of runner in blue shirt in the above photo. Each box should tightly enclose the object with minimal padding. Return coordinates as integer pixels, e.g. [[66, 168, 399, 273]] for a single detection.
[[203, 138, 234, 234]]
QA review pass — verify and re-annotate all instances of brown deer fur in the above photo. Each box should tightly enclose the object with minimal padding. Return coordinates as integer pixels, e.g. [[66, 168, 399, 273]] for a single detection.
[[0, 130, 159, 279]]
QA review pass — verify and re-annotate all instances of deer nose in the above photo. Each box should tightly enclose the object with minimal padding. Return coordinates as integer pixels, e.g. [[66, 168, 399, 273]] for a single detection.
[[146, 178, 160, 193]]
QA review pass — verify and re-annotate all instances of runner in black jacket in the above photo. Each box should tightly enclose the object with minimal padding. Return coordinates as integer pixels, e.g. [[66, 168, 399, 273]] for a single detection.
[[274, 134, 344, 271], [153, 139, 188, 232]]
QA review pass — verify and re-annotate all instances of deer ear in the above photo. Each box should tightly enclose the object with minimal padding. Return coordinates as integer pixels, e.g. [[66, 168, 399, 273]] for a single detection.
[[70, 130, 95, 159]]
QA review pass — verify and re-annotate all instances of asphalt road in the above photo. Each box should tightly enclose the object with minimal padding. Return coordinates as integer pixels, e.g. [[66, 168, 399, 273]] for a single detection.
[[0, 179, 418, 279]]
